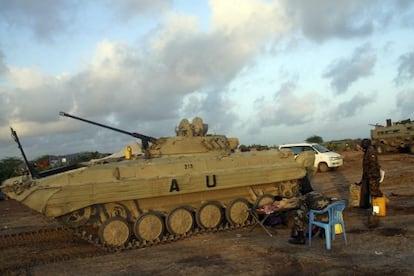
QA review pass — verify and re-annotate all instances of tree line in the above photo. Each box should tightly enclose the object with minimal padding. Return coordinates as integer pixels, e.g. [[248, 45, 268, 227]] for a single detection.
[[0, 152, 104, 183]]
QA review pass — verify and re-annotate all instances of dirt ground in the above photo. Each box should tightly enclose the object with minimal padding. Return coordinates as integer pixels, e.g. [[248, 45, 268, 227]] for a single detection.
[[0, 151, 413, 275]]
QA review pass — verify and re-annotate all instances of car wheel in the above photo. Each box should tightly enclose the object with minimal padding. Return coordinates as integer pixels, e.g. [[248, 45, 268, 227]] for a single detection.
[[318, 162, 329, 173]]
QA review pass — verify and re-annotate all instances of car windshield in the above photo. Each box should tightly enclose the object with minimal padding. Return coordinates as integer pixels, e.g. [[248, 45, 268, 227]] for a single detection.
[[313, 144, 330, 153]]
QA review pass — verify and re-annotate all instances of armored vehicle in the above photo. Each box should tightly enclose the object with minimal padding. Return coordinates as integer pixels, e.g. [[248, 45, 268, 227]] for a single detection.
[[370, 118, 414, 154], [1, 112, 314, 248]]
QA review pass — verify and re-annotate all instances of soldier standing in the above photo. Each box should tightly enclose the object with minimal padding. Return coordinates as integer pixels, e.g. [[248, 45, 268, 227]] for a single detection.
[[358, 138, 382, 227]]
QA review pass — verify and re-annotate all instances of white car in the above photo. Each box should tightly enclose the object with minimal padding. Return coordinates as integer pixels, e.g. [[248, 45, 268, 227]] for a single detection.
[[278, 143, 343, 172]]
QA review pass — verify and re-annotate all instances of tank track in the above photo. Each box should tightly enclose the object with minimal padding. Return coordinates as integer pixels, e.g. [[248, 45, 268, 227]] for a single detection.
[[0, 214, 264, 274], [74, 219, 255, 252]]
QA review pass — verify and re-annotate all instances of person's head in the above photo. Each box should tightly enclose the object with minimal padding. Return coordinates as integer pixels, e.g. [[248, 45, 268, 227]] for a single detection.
[[361, 138, 371, 150]]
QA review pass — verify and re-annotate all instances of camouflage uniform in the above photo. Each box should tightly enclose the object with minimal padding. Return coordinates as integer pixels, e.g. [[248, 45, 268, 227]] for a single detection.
[[288, 171, 332, 244], [291, 191, 332, 232], [360, 142, 382, 208]]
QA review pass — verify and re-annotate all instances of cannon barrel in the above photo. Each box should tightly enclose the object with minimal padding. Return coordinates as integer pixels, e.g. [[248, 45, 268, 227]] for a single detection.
[[59, 112, 157, 146]]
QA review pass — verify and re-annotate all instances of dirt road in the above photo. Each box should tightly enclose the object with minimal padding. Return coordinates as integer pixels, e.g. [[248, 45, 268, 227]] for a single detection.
[[1, 151, 413, 275]]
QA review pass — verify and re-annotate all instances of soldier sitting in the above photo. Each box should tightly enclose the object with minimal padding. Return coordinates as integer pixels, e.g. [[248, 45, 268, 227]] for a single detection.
[[288, 174, 333, 245]]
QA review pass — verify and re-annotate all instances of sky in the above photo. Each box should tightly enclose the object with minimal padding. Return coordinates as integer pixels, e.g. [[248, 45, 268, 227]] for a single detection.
[[0, 0, 414, 159]]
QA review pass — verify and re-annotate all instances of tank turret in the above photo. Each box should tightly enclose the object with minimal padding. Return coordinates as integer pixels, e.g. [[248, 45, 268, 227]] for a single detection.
[[60, 112, 238, 158]]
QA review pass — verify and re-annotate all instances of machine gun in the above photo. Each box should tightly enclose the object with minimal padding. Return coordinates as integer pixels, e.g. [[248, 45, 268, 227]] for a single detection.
[[10, 127, 40, 179], [59, 112, 157, 151]]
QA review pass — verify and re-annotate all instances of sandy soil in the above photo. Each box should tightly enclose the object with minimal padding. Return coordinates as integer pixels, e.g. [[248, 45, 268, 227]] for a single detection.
[[0, 151, 413, 275]]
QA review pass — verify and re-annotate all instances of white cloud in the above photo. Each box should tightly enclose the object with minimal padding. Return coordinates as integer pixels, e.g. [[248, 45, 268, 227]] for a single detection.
[[283, 0, 414, 42], [210, 0, 289, 36], [0, 51, 7, 77], [1, 0, 414, 159], [323, 43, 376, 94], [149, 13, 200, 54], [330, 93, 373, 120], [7, 66, 49, 89], [395, 50, 414, 85], [110, 0, 172, 19], [0, 0, 78, 41], [256, 82, 317, 127], [396, 89, 414, 117]]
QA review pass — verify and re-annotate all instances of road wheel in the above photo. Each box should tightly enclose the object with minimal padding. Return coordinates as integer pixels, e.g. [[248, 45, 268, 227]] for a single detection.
[[318, 162, 329, 173], [254, 194, 275, 209], [196, 201, 223, 229], [166, 207, 194, 235], [134, 212, 164, 242], [99, 217, 130, 247], [225, 198, 250, 225]]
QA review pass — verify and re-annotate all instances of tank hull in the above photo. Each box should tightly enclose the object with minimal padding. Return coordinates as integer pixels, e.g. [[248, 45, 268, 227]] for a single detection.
[[3, 150, 304, 218]]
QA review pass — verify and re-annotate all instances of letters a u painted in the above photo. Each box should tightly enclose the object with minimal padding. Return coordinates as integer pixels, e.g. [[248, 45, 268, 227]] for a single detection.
[[206, 175, 217, 188], [169, 175, 217, 192], [170, 179, 179, 192]]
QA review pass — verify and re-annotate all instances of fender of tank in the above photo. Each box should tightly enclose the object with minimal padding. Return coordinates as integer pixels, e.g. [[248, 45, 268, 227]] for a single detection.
[[370, 118, 414, 154], [1, 115, 315, 247]]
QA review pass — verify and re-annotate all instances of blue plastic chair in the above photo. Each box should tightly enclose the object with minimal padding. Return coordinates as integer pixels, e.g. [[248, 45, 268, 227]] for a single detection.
[[308, 200, 348, 250]]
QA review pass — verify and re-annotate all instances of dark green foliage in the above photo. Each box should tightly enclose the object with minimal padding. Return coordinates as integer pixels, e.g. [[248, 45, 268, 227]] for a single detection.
[[0, 157, 23, 182], [75, 151, 102, 162], [306, 135, 323, 144], [0, 151, 107, 183], [323, 139, 361, 151]]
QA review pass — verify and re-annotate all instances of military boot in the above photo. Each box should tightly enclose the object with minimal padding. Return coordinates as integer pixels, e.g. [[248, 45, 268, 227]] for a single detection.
[[288, 231, 305, 245]]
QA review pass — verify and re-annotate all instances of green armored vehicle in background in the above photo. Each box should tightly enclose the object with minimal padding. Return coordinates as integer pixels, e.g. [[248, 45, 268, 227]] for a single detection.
[[1, 112, 314, 247], [371, 118, 414, 154]]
